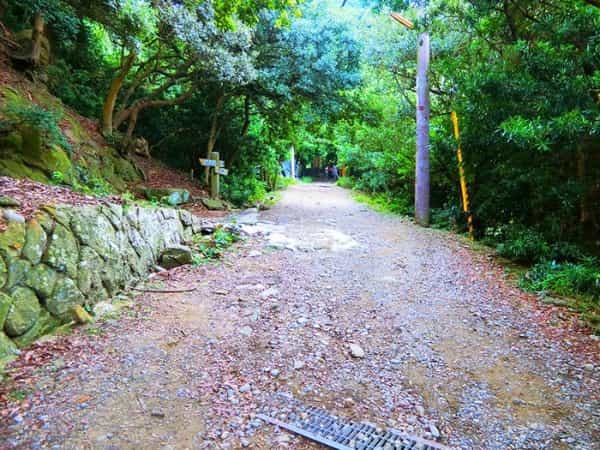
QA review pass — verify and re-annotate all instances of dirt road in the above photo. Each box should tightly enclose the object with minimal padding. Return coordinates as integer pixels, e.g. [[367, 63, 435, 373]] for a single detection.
[[2, 183, 599, 449]]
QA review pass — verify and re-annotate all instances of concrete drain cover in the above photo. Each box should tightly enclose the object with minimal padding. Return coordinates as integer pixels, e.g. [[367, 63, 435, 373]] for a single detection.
[[259, 394, 449, 450]]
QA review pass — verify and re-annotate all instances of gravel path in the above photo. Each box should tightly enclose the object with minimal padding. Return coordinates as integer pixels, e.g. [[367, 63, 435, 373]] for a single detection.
[[1, 182, 599, 450]]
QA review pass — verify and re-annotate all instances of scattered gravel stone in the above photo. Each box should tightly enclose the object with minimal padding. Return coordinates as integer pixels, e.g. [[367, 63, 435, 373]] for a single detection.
[[150, 409, 165, 418], [348, 344, 365, 358], [239, 326, 253, 337], [3, 209, 25, 223]]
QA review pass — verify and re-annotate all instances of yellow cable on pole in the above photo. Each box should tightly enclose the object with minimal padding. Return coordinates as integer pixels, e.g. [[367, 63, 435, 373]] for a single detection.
[[451, 111, 474, 239]]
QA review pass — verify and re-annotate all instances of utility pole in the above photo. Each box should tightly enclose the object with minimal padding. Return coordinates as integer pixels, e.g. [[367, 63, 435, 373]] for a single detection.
[[415, 30, 430, 226], [290, 145, 296, 179], [391, 1, 430, 227]]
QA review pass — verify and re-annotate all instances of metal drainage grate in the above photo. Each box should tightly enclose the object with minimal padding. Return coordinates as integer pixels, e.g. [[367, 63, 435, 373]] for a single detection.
[[258, 394, 449, 450]]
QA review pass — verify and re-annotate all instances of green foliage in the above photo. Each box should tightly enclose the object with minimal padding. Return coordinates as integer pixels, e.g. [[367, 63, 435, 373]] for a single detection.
[[353, 191, 411, 215], [7, 389, 30, 402], [521, 259, 600, 299], [192, 227, 241, 264], [0, 101, 71, 153], [489, 224, 551, 264], [222, 174, 268, 207], [72, 166, 114, 196], [51, 170, 65, 184], [336, 176, 354, 189]]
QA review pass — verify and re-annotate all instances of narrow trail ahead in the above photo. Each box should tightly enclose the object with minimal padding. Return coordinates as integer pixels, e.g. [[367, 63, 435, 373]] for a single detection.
[[2, 183, 599, 450]]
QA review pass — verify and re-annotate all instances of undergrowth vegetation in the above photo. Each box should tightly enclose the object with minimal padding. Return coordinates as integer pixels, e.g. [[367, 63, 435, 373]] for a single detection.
[[191, 228, 242, 265]]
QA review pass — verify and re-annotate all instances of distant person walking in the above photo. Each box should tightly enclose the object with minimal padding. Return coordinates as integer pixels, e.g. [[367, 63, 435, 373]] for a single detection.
[[332, 165, 339, 180]]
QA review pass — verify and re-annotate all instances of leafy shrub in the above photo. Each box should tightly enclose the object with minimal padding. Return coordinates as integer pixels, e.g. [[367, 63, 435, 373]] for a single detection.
[[192, 227, 241, 264], [486, 224, 550, 264], [51, 170, 65, 184], [354, 192, 412, 215], [73, 166, 113, 196], [275, 177, 296, 190], [222, 174, 267, 207], [1, 101, 71, 153], [521, 259, 600, 299], [431, 205, 463, 231], [336, 176, 354, 189], [485, 223, 586, 265]]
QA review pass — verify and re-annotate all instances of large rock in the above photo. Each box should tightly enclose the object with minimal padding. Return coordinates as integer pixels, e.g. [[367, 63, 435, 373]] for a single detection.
[[137, 209, 165, 256], [77, 246, 106, 296], [160, 245, 193, 269], [179, 210, 193, 227], [127, 226, 154, 266], [100, 204, 124, 231], [22, 219, 47, 264], [142, 187, 190, 206], [13, 309, 60, 348], [201, 197, 227, 211], [0, 292, 11, 329], [34, 211, 55, 234], [70, 206, 118, 258], [118, 230, 144, 277], [43, 223, 79, 278], [0, 221, 25, 258], [41, 205, 72, 229], [0, 331, 18, 359], [0, 254, 6, 290], [47, 276, 84, 319], [0, 196, 19, 207], [5, 256, 32, 289], [23, 144, 75, 186], [4, 287, 41, 337], [25, 264, 58, 299]]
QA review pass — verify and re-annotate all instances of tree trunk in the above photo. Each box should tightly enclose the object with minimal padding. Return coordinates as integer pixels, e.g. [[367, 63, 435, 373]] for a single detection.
[[30, 12, 45, 67], [205, 93, 225, 184], [415, 32, 430, 227], [577, 143, 589, 225], [240, 96, 251, 136], [102, 52, 136, 136], [122, 107, 140, 152]]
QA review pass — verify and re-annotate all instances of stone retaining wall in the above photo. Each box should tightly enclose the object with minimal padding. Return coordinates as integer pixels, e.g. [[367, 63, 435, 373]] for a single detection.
[[0, 203, 204, 358]]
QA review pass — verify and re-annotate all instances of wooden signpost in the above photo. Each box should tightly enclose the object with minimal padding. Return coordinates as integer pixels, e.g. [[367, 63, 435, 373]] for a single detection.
[[199, 151, 228, 199]]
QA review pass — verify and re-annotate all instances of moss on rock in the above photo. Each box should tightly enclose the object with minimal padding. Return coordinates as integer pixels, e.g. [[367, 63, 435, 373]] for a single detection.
[[70, 207, 117, 257], [4, 287, 41, 337], [13, 309, 61, 348], [22, 219, 47, 264], [25, 264, 58, 299], [23, 145, 74, 185], [5, 256, 32, 290], [0, 254, 6, 290], [47, 276, 84, 319], [77, 246, 105, 297], [43, 223, 79, 278], [0, 331, 18, 359], [0, 221, 25, 259], [0, 292, 11, 329]]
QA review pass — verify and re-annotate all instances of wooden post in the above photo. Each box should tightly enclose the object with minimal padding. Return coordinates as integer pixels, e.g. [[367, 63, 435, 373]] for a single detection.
[[451, 112, 474, 238], [415, 32, 430, 227], [210, 151, 220, 199]]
